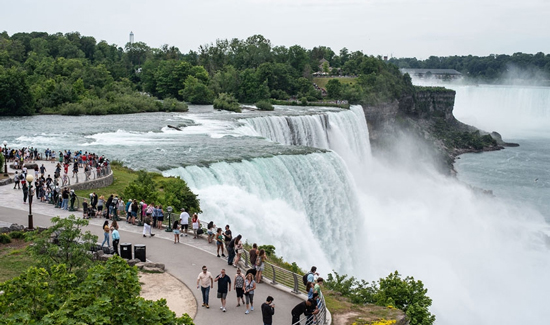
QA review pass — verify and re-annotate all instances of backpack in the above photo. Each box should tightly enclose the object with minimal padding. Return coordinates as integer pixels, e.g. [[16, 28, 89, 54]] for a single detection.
[[302, 272, 313, 286]]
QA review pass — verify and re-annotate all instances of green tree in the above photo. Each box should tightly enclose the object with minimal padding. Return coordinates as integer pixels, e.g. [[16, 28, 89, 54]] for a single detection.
[[27, 215, 98, 280], [325, 79, 343, 98], [123, 170, 159, 204], [0, 257, 194, 324], [0, 66, 34, 115], [179, 75, 215, 104], [158, 176, 201, 213], [213, 92, 241, 112]]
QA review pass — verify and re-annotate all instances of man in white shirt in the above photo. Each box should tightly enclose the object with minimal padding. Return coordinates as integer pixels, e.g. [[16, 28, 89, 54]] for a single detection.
[[197, 265, 214, 308], [180, 208, 190, 236]]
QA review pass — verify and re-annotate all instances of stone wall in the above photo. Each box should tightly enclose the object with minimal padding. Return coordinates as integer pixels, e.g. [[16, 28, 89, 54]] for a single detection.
[[69, 172, 114, 191]]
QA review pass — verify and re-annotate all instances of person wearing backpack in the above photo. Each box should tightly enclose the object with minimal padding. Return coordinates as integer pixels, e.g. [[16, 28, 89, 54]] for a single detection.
[[303, 266, 319, 289]]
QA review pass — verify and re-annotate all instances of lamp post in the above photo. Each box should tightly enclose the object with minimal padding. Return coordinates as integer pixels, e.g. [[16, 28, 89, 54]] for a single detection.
[[165, 206, 173, 232], [2, 140, 7, 177], [26, 174, 34, 230]]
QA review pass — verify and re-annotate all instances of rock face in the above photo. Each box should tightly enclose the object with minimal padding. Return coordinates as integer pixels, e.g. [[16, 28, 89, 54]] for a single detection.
[[363, 88, 508, 174]]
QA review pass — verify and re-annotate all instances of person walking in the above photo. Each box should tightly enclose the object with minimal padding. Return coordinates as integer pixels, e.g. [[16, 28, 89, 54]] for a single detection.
[[197, 266, 214, 309], [101, 221, 110, 248], [111, 221, 120, 255], [22, 182, 28, 203], [249, 243, 259, 268], [261, 296, 275, 325], [13, 171, 20, 189], [179, 208, 189, 236], [214, 268, 231, 312], [142, 215, 155, 237], [244, 272, 256, 314], [233, 235, 243, 267], [234, 268, 245, 307], [173, 219, 180, 244]]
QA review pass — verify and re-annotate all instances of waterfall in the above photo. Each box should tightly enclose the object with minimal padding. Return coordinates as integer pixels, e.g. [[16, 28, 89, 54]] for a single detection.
[[165, 152, 362, 273]]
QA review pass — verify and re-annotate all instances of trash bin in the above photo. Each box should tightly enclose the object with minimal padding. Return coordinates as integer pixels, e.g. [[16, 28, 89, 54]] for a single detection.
[[134, 244, 146, 262], [120, 243, 132, 259]]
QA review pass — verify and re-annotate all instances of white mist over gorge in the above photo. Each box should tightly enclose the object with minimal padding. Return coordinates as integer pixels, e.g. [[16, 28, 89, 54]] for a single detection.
[[1, 87, 549, 324]]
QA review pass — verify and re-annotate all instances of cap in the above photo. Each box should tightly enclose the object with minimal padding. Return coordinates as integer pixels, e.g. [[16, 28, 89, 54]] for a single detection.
[[180, 208, 185, 211]]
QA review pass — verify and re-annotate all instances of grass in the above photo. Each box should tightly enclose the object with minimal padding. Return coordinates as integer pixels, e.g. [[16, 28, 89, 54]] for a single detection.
[[313, 77, 357, 89], [73, 164, 138, 198], [0, 241, 36, 283]]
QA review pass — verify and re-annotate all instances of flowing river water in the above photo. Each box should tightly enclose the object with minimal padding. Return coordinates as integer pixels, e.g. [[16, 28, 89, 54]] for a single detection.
[[1, 93, 549, 324]]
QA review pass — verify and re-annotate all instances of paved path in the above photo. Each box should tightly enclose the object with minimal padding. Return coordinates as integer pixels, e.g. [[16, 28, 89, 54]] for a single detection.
[[0, 164, 304, 325]]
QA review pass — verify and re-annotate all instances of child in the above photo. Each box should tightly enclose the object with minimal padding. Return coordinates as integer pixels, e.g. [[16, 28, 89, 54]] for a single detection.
[[173, 220, 180, 243]]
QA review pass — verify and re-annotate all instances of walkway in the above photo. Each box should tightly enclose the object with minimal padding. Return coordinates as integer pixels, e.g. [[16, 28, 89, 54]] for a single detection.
[[0, 166, 304, 325]]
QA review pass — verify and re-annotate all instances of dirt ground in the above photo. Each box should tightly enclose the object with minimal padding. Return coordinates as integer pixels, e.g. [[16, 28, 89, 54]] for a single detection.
[[139, 271, 197, 318]]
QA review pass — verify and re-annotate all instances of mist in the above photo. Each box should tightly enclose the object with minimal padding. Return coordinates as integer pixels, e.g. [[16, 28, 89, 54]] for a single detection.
[[353, 131, 550, 324]]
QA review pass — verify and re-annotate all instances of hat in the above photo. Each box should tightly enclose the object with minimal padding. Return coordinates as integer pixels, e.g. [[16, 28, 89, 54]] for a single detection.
[[128, 199, 132, 202], [180, 208, 185, 211]]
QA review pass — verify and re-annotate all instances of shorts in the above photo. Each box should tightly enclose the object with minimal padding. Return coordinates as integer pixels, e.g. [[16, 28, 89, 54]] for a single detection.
[[181, 224, 188, 230], [236, 287, 244, 298], [174, 229, 180, 235], [157, 217, 164, 222], [207, 230, 214, 235], [217, 241, 223, 246], [131, 211, 137, 217], [245, 293, 254, 304], [256, 263, 265, 272], [217, 292, 227, 299], [97, 206, 103, 211]]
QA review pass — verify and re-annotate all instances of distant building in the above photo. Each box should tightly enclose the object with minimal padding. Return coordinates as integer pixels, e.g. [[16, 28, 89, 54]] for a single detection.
[[129, 31, 134, 44], [400, 68, 463, 80]]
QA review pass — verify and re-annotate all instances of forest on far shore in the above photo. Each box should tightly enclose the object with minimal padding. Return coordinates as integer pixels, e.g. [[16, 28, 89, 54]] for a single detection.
[[0, 31, 414, 116]]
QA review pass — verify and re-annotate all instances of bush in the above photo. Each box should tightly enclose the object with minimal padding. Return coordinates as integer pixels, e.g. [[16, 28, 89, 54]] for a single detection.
[[213, 93, 241, 112], [8, 231, 25, 239], [162, 97, 188, 112], [255, 100, 274, 111], [0, 233, 12, 244]]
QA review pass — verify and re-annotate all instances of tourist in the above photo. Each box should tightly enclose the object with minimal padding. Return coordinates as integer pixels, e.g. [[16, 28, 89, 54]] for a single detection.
[[117, 197, 124, 219], [307, 266, 318, 285], [140, 200, 147, 223], [234, 235, 243, 267], [173, 219, 180, 243], [130, 199, 138, 225], [244, 272, 256, 314], [197, 266, 214, 308], [39, 164, 46, 176], [157, 204, 164, 229], [146, 202, 154, 220], [234, 268, 245, 307], [61, 187, 69, 210], [101, 220, 110, 248], [261, 296, 275, 325], [13, 171, 20, 189], [214, 268, 231, 312], [223, 224, 232, 249], [90, 192, 98, 210], [22, 181, 28, 203], [97, 195, 105, 218], [291, 299, 318, 325], [227, 234, 240, 266], [207, 221, 215, 243], [306, 282, 315, 299], [106, 195, 114, 217], [192, 213, 200, 239], [255, 249, 266, 284], [82, 199, 89, 219], [314, 277, 324, 298], [152, 205, 158, 229], [142, 214, 155, 237], [111, 221, 120, 255], [216, 228, 225, 257], [249, 243, 259, 268], [125, 199, 132, 222], [179, 208, 189, 236]]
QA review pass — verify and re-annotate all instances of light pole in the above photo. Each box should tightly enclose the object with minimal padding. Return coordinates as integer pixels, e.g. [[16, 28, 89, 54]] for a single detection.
[[2, 140, 7, 177], [26, 174, 34, 230]]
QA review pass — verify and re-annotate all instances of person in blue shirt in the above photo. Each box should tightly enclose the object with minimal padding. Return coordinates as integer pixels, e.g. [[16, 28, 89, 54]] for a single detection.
[[111, 221, 120, 255]]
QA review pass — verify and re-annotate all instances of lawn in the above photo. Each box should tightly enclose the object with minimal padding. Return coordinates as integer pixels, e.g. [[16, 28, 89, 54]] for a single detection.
[[313, 77, 357, 89], [0, 240, 36, 283], [73, 164, 139, 198]]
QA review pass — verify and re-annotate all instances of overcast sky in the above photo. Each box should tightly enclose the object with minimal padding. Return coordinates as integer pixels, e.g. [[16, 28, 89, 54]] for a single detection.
[[2, 0, 549, 59]]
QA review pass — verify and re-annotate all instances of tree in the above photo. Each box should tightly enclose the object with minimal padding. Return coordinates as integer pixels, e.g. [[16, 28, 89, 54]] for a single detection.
[[0, 66, 34, 116], [123, 170, 159, 204], [158, 176, 201, 213], [27, 215, 98, 280], [0, 257, 194, 324], [213, 92, 241, 112], [179, 75, 215, 104], [325, 79, 343, 98]]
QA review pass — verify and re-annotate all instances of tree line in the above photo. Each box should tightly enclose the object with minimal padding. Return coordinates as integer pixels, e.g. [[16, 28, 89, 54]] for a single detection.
[[0, 31, 414, 116], [389, 52, 550, 82]]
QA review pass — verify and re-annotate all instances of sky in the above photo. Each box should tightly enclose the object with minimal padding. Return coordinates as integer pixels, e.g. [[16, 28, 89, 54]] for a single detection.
[[2, 0, 550, 59]]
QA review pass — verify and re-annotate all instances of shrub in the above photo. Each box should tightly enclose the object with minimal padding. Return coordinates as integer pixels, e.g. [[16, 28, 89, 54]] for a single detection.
[[213, 93, 241, 112], [0, 233, 12, 244], [162, 97, 188, 112], [255, 100, 274, 111], [8, 231, 25, 239]]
